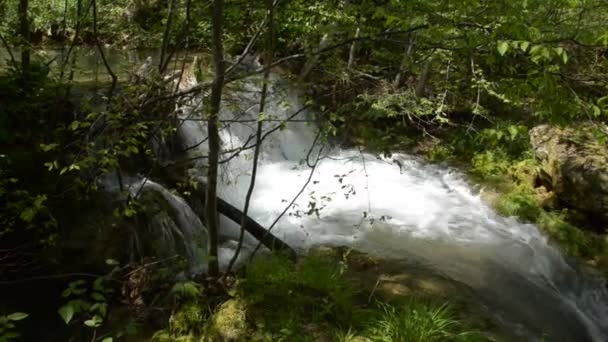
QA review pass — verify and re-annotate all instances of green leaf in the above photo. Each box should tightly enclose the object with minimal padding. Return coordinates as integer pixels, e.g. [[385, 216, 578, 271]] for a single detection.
[[58, 304, 75, 324], [61, 288, 72, 298], [91, 292, 105, 301], [101, 338, 113, 342], [105, 259, 119, 266], [497, 41, 509, 56], [507, 125, 519, 139], [39, 143, 59, 152], [93, 277, 104, 291], [519, 41, 530, 52], [70, 121, 81, 131], [19, 208, 36, 223], [554, 47, 564, 56], [84, 315, 103, 328], [6, 313, 28, 321], [2, 332, 19, 339], [561, 50, 569, 64]]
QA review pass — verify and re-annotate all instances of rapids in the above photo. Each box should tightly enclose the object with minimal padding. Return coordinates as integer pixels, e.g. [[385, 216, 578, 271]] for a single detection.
[[172, 70, 608, 341]]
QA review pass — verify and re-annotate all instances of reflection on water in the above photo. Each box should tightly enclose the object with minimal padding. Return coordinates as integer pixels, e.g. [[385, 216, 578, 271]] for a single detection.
[[0, 46, 190, 82]]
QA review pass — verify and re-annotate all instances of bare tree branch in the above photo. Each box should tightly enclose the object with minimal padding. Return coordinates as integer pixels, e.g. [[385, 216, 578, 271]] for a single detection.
[[92, 0, 117, 99], [226, 0, 277, 273]]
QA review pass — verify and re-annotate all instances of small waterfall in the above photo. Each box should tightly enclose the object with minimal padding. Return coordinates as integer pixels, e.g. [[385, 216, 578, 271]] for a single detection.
[[173, 69, 608, 341], [102, 175, 208, 274]]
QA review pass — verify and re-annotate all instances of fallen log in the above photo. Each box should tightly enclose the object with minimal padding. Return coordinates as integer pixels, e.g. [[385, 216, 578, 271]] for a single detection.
[[216, 197, 297, 261]]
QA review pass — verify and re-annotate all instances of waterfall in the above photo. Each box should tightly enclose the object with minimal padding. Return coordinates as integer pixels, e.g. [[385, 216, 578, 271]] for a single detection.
[[102, 175, 208, 275], [174, 70, 608, 341]]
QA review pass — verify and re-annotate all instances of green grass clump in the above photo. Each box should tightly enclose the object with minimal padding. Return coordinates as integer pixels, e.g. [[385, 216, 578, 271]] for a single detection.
[[496, 188, 541, 222], [366, 299, 484, 342], [240, 253, 362, 331]]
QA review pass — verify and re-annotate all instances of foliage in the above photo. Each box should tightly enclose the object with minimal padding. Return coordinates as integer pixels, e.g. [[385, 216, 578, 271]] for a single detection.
[[366, 300, 483, 342], [0, 62, 64, 243], [58, 276, 114, 328], [150, 253, 490, 341], [240, 252, 361, 331], [1, 0, 607, 339], [171, 281, 203, 301], [0, 313, 28, 342]]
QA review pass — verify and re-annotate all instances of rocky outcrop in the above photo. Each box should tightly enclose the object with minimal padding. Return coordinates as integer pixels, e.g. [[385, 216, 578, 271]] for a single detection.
[[530, 124, 608, 218]]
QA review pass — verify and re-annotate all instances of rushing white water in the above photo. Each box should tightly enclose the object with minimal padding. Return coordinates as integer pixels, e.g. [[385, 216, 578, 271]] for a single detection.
[[102, 175, 208, 274], [172, 71, 608, 341]]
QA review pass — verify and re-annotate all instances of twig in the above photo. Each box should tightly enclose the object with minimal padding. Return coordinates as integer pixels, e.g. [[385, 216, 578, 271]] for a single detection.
[[248, 135, 326, 261], [367, 276, 381, 304], [227, 0, 276, 273], [92, 0, 117, 99], [0, 33, 15, 63], [225, 0, 281, 77]]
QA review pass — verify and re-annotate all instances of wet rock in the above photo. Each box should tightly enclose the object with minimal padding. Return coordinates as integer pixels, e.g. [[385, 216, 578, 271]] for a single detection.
[[530, 124, 608, 219]]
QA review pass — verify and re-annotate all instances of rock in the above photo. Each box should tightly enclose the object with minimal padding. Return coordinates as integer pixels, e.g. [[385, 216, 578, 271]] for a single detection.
[[535, 186, 558, 209], [211, 299, 248, 341], [530, 124, 608, 218]]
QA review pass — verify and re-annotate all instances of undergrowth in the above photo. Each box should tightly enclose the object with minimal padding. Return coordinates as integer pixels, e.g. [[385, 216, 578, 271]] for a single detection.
[[421, 124, 608, 262], [151, 253, 489, 341]]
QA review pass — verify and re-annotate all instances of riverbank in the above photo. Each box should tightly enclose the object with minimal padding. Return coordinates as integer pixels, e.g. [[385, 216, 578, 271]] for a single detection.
[[398, 127, 608, 277], [144, 247, 501, 341]]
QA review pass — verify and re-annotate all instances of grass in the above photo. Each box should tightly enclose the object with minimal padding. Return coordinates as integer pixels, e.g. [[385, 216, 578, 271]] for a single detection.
[[151, 252, 491, 341], [367, 300, 484, 342]]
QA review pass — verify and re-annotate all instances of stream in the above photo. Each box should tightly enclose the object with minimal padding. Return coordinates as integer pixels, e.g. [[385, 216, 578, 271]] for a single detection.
[[176, 70, 608, 341], [3, 48, 608, 341]]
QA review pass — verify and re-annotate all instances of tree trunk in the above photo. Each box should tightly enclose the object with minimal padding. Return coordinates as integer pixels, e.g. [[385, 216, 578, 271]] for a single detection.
[[18, 0, 30, 74], [159, 0, 177, 73], [205, 0, 225, 277], [393, 34, 416, 88], [217, 198, 296, 261], [415, 56, 433, 98], [347, 27, 360, 70], [299, 33, 329, 81]]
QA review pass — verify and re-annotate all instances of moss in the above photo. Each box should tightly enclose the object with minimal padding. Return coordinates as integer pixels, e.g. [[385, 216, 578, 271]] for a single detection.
[[210, 299, 248, 341], [153, 252, 496, 341], [418, 125, 608, 270]]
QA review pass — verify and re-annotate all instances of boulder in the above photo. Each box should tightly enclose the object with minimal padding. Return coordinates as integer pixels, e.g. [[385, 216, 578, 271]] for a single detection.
[[530, 124, 608, 218]]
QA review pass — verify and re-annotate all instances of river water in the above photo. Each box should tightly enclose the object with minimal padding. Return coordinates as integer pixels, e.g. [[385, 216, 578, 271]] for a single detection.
[[176, 71, 608, 341], [3, 47, 607, 341]]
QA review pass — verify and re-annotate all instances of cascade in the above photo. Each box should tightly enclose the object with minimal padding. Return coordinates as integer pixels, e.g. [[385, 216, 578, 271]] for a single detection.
[[172, 70, 608, 340], [102, 175, 208, 274]]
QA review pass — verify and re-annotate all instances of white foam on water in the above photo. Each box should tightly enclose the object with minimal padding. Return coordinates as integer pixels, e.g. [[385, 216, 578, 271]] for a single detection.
[[175, 71, 608, 341]]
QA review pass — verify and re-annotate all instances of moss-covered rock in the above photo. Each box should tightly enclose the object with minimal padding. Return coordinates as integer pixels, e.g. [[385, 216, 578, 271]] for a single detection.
[[211, 299, 248, 341], [530, 124, 608, 221]]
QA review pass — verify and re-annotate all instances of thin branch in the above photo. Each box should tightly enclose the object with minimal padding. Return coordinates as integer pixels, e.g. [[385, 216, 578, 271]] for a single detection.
[[226, 0, 276, 273], [159, 0, 177, 73], [249, 134, 325, 261], [168, 25, 430, 100], [92, 0, 117, 99], [225, 0, 281, 76], [0, 33, 15, 63]]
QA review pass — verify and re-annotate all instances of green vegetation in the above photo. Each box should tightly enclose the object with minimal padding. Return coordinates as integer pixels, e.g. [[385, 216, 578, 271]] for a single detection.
[[0, 312, 29, 341], [0, 0, 607, 339], [417, 126, 608, 262], [151, 252, 490, 342]]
